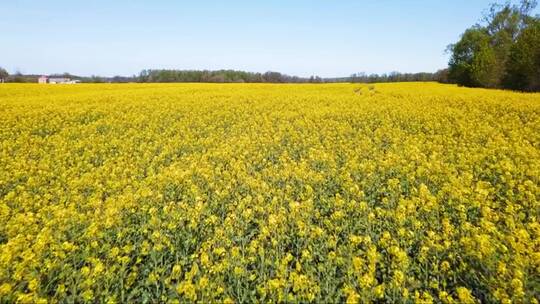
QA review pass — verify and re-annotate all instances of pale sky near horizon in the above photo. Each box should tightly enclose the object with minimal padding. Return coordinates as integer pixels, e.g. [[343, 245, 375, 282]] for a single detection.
[[1, 0, 537, 78]]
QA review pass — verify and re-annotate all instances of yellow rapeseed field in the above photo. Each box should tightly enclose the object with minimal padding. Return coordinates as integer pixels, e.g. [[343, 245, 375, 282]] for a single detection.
[[0, 82, 539, 303]]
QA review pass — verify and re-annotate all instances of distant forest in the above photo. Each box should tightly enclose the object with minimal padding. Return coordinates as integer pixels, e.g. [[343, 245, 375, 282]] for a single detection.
[[1, 1, 538, 91], [0, 69, 449, 85], [136, 69, 450, 84]]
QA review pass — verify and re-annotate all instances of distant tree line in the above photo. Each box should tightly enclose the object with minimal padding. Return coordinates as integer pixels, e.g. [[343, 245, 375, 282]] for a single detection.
[[0, 68, 451, 84], [0, 71, 130, 84], [137, 69, 451, 84], [349, 70, 449, 83], [2, 69, 447, 84], [0, 71, 37, 83], [137, 69, 324, 83], [0, 72, 82, 83], [448, 0, 540, 91]]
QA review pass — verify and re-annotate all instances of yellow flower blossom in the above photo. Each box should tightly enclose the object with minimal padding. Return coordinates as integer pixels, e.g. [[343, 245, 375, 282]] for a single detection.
[[456, 287, 475, 304]]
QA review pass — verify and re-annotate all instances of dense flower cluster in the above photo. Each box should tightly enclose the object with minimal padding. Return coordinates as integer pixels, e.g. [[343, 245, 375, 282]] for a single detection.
[[0, 83, 539, 303]]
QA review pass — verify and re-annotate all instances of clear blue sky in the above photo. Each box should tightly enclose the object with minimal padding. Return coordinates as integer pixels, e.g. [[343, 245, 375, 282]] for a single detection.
[[1, 0, 533, 77]]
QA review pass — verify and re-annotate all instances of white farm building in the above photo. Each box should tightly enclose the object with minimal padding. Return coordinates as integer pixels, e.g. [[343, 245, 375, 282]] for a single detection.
[[38, 76, 80, 84]]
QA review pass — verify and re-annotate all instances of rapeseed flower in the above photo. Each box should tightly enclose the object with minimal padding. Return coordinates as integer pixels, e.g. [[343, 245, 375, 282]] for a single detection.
[[0, 83, 538, 302]]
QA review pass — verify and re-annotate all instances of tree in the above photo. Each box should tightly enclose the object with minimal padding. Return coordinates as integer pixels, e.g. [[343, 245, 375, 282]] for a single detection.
[[12, 71, 27, 83], [484, 0, 537, 84], [0, 67, 8, 83], [504, 18, 540, 91], [448, 0, 539, 90], [448, 27, 499, 87], [89, 75, 105, 83], [434, 69, 450, 83], [262, 71, 284, 83]]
